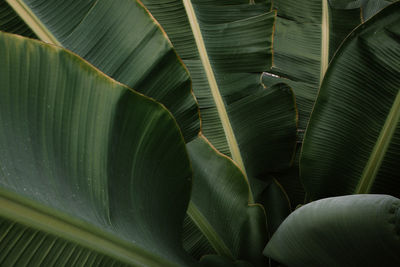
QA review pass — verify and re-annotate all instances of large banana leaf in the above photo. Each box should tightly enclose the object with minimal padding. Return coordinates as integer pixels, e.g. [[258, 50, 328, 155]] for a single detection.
[[261, 0, 398, 206], [3, 0, 200, 142], [0, 31, 196, 266], [264, 194, 400, 266], [301, 2, 400, 200], [2, 1, 273, 265], [139, 2, 296, 262], [141, 0, 298, 198]]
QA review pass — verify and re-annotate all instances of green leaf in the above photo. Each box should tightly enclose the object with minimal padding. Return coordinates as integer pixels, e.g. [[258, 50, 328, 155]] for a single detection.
[[265, 0, 398, 135], [141, 0, 298, 198], [265, 194, 400, 266], [185, 136, 267, 266], [260, 0, 364, 207], [358, 0, 399, 20], [0, 31, 196, 266], [0, 1, 35, 38], [257, 179, 291, 236], [264, 0, 363, 136], [4, 0, 200, 142], [301, 2, 400, 200]]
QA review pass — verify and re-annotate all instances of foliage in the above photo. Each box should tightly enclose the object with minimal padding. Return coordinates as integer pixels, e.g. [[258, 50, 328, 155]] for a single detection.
[[0, 0, 399, 266]]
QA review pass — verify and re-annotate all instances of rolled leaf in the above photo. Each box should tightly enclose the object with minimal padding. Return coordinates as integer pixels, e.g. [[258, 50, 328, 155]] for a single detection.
[[4, 0, 200, 141], [301, 2, 400, 199], [0, 32, 196, 266], [265, 194, 400, 266]]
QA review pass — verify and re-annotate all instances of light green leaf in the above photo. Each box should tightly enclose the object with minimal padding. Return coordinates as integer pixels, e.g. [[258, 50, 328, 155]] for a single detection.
[[142, 0, 298, 197], [301, 2, 400, 200], [0, 31, 196, 266], [265, 194, 400, 266], [4, 0, 200, 142]]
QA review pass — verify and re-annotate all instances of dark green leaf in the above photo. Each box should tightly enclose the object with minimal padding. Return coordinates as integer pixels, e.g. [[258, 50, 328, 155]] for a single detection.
[[265, 194, 400, 266], [301, 2, 400, 199], [186, 136, 267, 266], [0, 31, 196, 266], [0, 1, 35, 38], [4, 0, 200, 141], [142, 0, 297, 197]]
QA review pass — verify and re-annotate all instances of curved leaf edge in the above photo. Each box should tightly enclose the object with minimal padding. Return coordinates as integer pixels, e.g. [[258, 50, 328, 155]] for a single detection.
[[299, 1, 400, 201], [187, 134, 269, 263], [0, 31, 194, 267], [4, 0, 201, 143], [264, 194, 400, 266], [1, 30, 192, 146], [137, 0, 203, 137]]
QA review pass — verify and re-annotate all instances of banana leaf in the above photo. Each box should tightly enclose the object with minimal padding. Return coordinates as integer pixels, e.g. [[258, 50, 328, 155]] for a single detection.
[[301, 1, 400, 200], [3, 1, 273, 265], [0, 1, 35, 38], [0, 31, 196, 266], [184, 136, 267, 266], [261, 0, 398, 206], [141, 0, 298, 198], [264, 0, 396, 136], [351, 0, 398, 20], [3, 0, 200, 142], [264, 194, 400, 266], [138, 2, 297, 261]]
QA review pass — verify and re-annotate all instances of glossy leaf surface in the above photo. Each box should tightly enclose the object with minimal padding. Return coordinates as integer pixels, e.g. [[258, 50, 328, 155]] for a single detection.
[[301, 2, 400, 199], [0, 32, 195, 266], [265, 194, 400, 266], [4, 0, 200, 142]]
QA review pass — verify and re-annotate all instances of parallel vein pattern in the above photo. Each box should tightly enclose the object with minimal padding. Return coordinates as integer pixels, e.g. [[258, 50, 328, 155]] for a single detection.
[[301, 2, 400, 199], [142, 0, 297, 191], [4, 0, 200, 142], [0, 32, 196, 266], [0, 1, 36, 38], [182, 0, 247, 183]]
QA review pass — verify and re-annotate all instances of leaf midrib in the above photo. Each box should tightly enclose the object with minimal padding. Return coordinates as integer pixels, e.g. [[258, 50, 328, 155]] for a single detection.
[[0, 190, 176, 267], [355, 91, 400, 194], [187, 202, 234, 259], [5, 0, 60, 45], [182, 0, 253, 203], [320, 0, 330, 84]]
